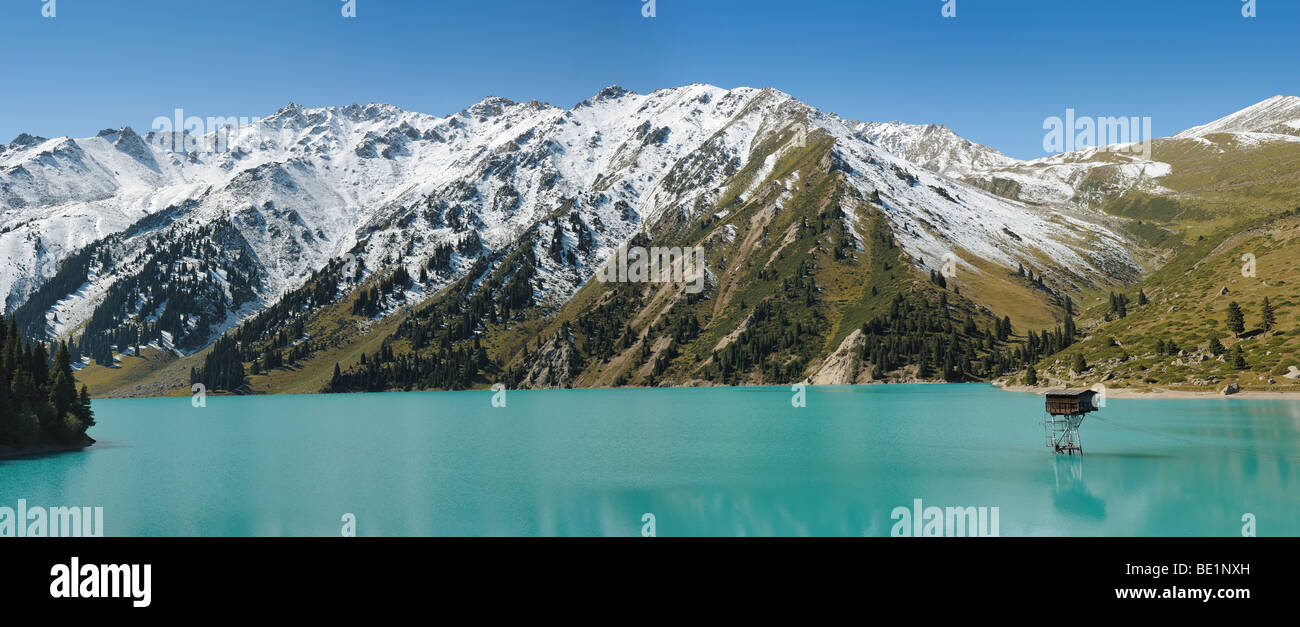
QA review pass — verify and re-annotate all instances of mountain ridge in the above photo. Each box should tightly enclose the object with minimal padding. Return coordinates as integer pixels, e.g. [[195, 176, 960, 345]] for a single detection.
[[1174, 95, 1300, 138], [6, 86, 1299, 397]]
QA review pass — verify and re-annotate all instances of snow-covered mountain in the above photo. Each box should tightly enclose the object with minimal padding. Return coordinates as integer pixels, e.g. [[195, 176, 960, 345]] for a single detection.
[[1174, 95, 1300, 138], [3, 84, 1144, 360], [847, 117, 1176, 209], [0, 103, 449, 312], [853, 121, 1019, 178], [859, 96, 1300, 210]]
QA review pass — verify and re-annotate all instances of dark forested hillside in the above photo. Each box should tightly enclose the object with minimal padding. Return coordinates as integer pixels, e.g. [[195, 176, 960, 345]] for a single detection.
[[0, 315, 94, 451], [135, 128, 1088, 398]]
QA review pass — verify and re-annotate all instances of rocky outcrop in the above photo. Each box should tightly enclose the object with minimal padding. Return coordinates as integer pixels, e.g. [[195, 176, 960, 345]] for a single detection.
[[807, 329, 867, 385], [515, 335, 583, 389]]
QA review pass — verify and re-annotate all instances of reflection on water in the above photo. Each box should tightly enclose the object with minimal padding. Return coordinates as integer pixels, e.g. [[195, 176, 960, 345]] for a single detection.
[[0, 384, 1295, 536], [1050, 455, 1105, 520]]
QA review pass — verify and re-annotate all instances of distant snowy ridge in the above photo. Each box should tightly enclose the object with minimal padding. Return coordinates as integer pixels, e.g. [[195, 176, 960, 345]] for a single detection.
[[1174, 95, 1300, 138], [8, 83, 1233, 353], [854, 121, 1020, 178]]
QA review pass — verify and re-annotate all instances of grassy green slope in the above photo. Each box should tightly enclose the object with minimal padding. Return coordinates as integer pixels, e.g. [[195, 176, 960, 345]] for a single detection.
[[1015, 135, 1300, 392], [492, 132, 1053, 388], [93, 125, 1256, 397], [1028, 209, 1300, 392]]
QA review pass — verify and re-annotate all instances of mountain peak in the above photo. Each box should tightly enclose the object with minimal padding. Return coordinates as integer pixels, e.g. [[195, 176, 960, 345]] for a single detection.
[[593, 85, 634, 101], [1174, 94, 1300, 138], [265, 101, 316, 125], [856, 120, 1017, 178], [463, 96, 518, 119], [8, 133, 47, 149]]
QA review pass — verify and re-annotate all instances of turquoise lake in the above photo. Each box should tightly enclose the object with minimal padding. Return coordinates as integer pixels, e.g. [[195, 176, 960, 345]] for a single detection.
[[0, 384, 1296, 536]]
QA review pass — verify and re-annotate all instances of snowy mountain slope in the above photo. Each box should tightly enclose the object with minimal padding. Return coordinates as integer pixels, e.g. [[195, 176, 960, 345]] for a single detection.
[[962, 148, 1175, 208], [0, 130, 196, 311], [807, 112, 1138, 286], [932, 96, 1300, 209], [325, 84, 846, 319], [5, 84, 1148, 368], [847, 118, 1177, 209], [2, 86, 825, 351], [1174, 95, 1300, 138], [853, 121, 1020, 178]]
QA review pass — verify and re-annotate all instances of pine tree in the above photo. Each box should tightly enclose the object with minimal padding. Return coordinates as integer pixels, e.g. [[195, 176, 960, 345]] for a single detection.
[[0, 313, 93, 449], [1227, 301, 1246, 336], [1208, 336, 1225, 356], [1261, 297, 1276, 332], [78, 386, 95, 428], [1231, 344, 1248, 369], [0, 373, 13, 445], [49, 343, 78, 418], [1024, 365, 1038, 385]]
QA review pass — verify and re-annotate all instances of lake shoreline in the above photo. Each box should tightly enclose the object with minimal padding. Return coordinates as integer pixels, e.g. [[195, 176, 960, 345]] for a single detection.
[[0, 436, 95, 460], [995, 381, 1300, 400], [45, 385, 1300, 536], [88, 378, 1300, 402]]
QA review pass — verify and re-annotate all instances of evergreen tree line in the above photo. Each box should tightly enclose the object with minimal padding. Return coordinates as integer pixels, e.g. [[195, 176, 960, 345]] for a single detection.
[[196, 228, 528, 395], [398, 245, 534, 350], [698, 260, 826, 385], [352, 267, 413, 318], [12, 239, 115, 340], [322, 339, 490, 393], [326, 239, 540, 394], [569, 283, 644, 365], [546, 212, 594, 266], [701, 297, 820, 384], [66, 219, 261, 366], [1108, 291, 1131, 319], [861, 293, 1005, 381], [0, 315, 94, 450], [645, 303, 703, 384], [860, 292, 1078, 382], [1015, 263, 1048, 289], [796, 200, 855, 261], [1226, 298, 1278, 336], [190, 257, 354, 392]]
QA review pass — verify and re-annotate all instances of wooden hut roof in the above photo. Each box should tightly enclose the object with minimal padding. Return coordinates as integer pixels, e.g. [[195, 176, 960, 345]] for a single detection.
[[1044, 389, 1095, 397]]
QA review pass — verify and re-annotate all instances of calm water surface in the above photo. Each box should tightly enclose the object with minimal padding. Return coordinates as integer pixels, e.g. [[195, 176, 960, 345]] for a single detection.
[[1, 384, 1295, 536]]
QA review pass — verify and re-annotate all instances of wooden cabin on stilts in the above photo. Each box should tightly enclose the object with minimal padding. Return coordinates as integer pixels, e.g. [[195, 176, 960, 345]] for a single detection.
[[1042, 389, 1099, 455]]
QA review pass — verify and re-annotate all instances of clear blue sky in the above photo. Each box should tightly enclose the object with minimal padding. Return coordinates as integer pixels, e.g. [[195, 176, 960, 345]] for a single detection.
[[1, 0, 1295, 159]]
